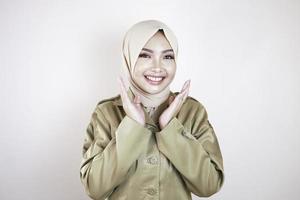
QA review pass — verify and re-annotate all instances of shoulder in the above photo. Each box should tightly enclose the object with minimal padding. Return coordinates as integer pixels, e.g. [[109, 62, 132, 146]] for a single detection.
[[173, 91, 205, 110], [96, 94, 119, 107], [187, 95, 202, 106], [173, 93, 210, 133], [92, 94, 120, 115], [186, 96, 208, 117], [88, 95, 121, 128]]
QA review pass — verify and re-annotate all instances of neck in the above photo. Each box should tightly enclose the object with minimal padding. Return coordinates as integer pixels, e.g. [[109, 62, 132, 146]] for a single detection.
[[129, 82, 171, 107]]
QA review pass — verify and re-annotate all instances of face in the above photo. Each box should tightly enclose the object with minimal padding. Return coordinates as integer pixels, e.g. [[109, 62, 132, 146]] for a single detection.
[[132, 31, 176, 94]]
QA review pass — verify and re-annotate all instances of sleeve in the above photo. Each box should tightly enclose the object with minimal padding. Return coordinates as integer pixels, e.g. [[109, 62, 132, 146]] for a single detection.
[[155, 103, 225, 197], [79, 106, 152, 200]]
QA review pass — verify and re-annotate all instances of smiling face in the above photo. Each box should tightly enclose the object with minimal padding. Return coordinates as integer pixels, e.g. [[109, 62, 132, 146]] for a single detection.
[[132, 30, 176, 94]]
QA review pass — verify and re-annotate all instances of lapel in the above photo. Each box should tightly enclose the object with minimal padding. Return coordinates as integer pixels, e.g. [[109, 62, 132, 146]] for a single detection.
[[113, 89, 177, 129]]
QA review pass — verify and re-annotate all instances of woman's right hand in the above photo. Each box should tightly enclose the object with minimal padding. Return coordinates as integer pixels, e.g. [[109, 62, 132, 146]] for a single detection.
[[118, 76, 146, 126]]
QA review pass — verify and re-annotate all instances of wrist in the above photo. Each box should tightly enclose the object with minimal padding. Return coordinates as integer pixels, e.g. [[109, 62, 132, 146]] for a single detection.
[[159, 120, 167, 130], [137, 119, 145, 127]]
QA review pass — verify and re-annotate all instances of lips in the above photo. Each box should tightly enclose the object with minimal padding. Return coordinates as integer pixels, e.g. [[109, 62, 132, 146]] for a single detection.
[[144, 75, 166, 85]]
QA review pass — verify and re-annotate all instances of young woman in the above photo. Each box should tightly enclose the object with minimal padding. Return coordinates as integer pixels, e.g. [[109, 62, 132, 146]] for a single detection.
[[80, 20, 224, 200]]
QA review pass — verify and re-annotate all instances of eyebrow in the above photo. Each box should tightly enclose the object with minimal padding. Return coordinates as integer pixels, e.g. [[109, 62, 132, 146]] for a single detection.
[[141, 48, 174, 53]]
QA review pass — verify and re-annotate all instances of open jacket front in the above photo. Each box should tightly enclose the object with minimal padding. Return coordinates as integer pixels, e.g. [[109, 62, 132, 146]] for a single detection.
[[79, 90, 225, 200]]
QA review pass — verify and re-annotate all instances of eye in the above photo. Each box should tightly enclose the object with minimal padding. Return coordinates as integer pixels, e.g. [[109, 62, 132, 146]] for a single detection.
[[164, 55, 174, 60], [138, 53, 151, 58]]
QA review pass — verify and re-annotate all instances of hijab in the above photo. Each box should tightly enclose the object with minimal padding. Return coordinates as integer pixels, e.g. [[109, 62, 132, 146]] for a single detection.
[[120, 20, 178, 117]]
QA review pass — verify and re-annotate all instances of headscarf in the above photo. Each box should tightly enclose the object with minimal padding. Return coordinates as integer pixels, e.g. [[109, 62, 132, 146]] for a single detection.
[[120, 19, 178, 116]]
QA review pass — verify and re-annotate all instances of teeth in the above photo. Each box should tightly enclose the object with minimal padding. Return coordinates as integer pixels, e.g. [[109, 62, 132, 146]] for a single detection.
[[146, 76, 163, 82]]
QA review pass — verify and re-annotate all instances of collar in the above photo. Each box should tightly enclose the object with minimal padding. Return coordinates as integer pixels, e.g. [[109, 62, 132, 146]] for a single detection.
[[113, 89, 178, 129], [113, 89, 177, 107]]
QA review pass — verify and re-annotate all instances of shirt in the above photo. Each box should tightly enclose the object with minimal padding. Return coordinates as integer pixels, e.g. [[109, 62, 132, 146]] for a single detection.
[[79, 90, 225, 200]]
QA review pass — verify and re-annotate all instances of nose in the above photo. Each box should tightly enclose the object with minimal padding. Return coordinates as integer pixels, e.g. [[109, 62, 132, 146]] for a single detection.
[[152, 57, 163, 71], [152, 67, 162, 73]]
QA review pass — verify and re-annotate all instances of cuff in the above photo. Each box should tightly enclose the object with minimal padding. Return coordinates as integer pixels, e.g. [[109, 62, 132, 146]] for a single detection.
[[115, 116, 152, 170], [158, 117, 184, 134], [155, 117, 198, 151], [157, 117, 196, 140]]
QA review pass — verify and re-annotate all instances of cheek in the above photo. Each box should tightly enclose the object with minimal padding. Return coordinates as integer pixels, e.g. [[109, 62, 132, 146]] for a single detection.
[[166, 64, 176, 77], [132, 69, 147, 85], [133, 64, 145, 77], [133, 61, 148, 74]]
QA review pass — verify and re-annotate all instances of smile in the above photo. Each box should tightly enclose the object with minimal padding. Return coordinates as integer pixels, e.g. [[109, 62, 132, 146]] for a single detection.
[[144, 75, 165, 85]]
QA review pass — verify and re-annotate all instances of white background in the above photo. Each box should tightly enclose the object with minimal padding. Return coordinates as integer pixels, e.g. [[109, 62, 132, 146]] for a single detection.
[[1, 0, 299, 199]]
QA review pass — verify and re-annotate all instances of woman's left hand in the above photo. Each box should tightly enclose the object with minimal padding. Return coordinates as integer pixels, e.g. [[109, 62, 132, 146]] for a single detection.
[[159, 80, 191, 129]]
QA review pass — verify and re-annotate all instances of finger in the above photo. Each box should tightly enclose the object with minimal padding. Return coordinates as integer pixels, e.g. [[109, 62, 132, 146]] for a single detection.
[[182, 80, 190, 98], [168, 95, 175, 105], [180, 80, 190, 93], [119, 76, 130, 104], [119, 78, 131, 111], [180, 80, 191, 97], [133, 95, 140, 104], [178, 87, 188, 101], [184, 80, 191, 95], [177, 86, 190, 105], [178, 82, 190, 101], [136, 95, 141, 104], [183, 79, 191, 92], [166, 80, 191, 118], [183, 84, 190, 100]]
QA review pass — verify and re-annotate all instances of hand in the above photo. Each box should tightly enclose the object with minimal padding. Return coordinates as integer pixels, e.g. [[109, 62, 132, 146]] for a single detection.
[[118, 76, 146, 126], [159, 79, 191, 129]]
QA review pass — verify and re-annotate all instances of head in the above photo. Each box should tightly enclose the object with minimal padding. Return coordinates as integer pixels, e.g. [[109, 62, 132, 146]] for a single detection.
[[121, 20, 178, 107], [133, 30, 176, 94]]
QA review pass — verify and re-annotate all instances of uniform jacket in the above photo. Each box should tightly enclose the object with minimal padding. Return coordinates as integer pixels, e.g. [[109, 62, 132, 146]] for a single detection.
[[79, 90, 225, 200]]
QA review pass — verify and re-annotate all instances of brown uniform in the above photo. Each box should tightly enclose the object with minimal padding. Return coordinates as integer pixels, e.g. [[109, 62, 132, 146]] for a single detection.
[[79, 90, 224, 200]]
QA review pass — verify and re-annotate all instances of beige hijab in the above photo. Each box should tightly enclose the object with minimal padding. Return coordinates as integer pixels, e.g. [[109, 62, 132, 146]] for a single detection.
[[120, 20, 178, 116]]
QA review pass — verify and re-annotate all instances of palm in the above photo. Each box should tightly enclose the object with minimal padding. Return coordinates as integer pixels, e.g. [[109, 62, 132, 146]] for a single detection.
[[129, 102, 145, 123], [118, 76, 145, 125], [159, 80, 191, 129]]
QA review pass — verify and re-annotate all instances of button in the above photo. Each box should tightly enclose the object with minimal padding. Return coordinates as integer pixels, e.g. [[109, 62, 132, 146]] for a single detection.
[[146, 124, 158, 132], [181, 130, 196, 141], [146, 156, 158, 165], [146, 188, 157, 195]]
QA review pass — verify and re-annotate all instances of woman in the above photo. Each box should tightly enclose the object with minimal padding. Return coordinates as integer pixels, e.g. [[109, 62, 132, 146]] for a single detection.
[[80, 20, 224, 200]]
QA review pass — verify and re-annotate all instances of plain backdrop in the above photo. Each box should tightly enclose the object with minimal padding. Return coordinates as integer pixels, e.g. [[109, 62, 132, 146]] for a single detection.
[[1, 0, 299, 199]]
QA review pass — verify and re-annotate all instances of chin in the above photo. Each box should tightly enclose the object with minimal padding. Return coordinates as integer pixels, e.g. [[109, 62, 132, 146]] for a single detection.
[[144, 84, 169, 94]]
